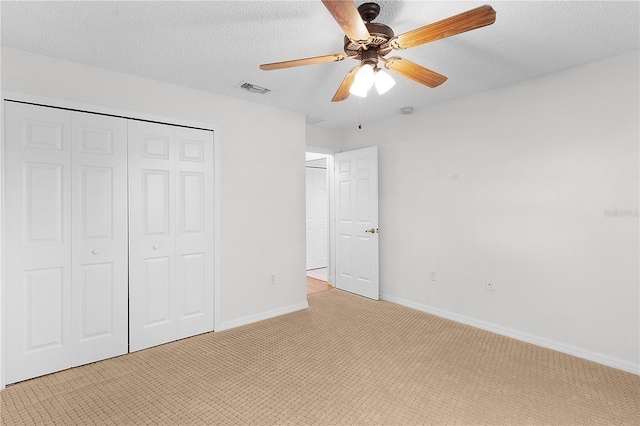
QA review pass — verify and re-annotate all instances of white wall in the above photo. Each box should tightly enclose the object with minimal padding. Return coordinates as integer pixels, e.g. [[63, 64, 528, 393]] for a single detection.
[[0, 48, 307, 345], [306, 124, 341, 152], [340, 51, 640, 372]]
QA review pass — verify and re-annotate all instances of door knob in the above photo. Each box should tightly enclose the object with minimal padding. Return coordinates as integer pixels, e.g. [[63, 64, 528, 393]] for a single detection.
[[365, 228, 378, 234], [92, 249, 99, 255]]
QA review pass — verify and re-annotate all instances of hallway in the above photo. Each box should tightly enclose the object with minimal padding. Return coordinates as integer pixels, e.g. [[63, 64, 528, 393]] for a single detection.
[[306, 267, 331, 294]]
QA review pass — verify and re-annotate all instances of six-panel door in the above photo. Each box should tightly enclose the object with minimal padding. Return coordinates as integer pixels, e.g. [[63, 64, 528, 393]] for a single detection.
[[128, 121, 214, 352], [335, 147, 379, 300], [4, 102, 128, 384], [4, 101, 214, 383]]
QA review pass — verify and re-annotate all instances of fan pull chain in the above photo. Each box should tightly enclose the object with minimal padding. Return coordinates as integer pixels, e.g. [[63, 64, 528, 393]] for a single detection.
[[358, 97, 362, 130]]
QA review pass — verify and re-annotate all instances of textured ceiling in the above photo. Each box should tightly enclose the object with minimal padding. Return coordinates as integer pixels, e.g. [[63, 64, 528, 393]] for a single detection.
[[1, 1, 638, 130]]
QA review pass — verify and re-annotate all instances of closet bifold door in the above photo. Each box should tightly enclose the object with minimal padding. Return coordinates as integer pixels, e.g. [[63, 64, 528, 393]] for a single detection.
[[128, 121, 214, 352], [174, 126, 214, 341], [4, 103, 72, 384], [4, 102, 128, 384], [70, 112, 128, 367]]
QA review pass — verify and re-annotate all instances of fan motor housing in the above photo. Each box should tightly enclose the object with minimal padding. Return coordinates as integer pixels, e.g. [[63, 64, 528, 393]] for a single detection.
[[344, 22, 394, 58]]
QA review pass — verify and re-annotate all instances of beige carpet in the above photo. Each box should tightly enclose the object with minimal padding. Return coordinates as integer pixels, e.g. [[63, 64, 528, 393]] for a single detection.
[[1, 289, 638, 425]]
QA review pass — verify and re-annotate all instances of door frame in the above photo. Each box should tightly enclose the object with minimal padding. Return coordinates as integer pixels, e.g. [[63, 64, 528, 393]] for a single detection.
[[305, 146, 336, 287], [0, 90, 221, 389]]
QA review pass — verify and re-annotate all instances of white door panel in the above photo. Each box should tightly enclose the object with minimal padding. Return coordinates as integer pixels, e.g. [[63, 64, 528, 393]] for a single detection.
[[129, 122, 213, 351], [5, 103, 129, 384], [144, 256, 172, 328], [128, 121, 177, 351], [4, 102, 73, 384], [334, 147, 379, 300], [71, 112, 128, 367], [4, 101, 214, 384], [306, 167, 328, 270], [175, 127, 214, 340]]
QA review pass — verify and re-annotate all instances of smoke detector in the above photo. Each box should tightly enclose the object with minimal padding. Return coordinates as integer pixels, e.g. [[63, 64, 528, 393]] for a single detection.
[[400, 106, 414, 115]]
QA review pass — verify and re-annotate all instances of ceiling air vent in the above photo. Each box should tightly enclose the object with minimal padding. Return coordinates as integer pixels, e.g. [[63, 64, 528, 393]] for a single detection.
[[237, 82, 271, 95]]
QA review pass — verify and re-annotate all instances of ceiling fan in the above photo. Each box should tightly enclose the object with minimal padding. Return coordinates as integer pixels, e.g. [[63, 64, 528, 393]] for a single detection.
[[260, 1, 496, 102]]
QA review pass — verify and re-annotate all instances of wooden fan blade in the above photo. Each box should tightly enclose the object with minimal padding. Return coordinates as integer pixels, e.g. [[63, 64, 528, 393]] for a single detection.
[[322, 0, 371, 43], [260, 53, 348, 71], [389, 5, 496, 50], [382, 57, 447, 88], [332, 65, 362, 102]]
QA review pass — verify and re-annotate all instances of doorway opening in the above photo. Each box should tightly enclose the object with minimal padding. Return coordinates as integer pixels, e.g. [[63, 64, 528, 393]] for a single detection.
[[304, 146, 380, 299], [305, 151, 333, 295]]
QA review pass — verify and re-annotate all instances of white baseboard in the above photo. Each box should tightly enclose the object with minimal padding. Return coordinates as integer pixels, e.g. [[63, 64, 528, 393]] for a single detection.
[[380, 293, 639, 375], [216, 301, 309, 332]]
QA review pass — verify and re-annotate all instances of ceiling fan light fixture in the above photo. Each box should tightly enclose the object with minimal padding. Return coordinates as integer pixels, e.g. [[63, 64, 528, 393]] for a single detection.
[[349, 81, 369, 98], [349, 64, 375, 98], [260, 2, 497, 104], [374, 68, 395, 95]]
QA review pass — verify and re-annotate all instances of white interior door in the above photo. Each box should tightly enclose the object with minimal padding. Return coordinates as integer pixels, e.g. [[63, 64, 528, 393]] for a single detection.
[[4, 102, 73, 384], [306, 166, 328, 270], [334, 147, 379, 300], [4, 103, 129, 384], [128, 121, 214, 352], [175, 126, 214, 340], [128, 121, 177, 351], [3, 101, 213, 383], [71, 112, 128, 366]]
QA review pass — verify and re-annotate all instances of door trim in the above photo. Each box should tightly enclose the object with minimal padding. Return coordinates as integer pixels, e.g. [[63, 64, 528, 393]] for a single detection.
[[0, 90, 221, 389]]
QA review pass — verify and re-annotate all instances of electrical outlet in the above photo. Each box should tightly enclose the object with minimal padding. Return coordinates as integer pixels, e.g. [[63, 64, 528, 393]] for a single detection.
[[485, 278, 494, 291], [269, 273, 276, 285], [430, 270, 437, 282]]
